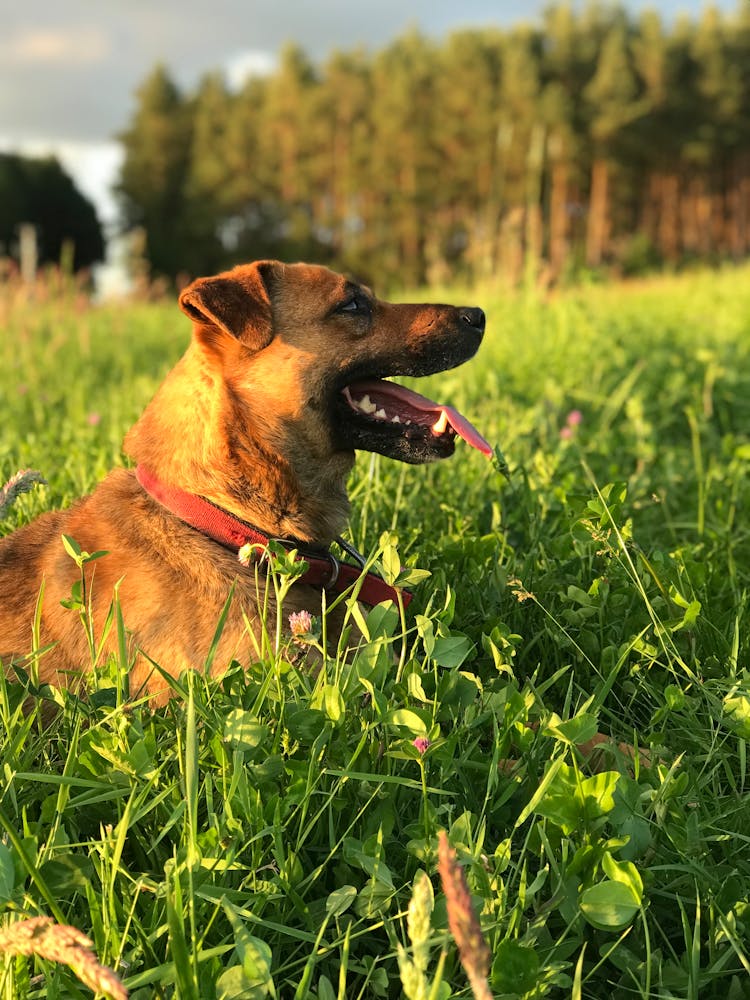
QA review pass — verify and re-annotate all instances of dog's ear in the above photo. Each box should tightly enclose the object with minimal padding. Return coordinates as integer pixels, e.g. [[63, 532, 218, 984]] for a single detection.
[[178, 261, 279, 355]]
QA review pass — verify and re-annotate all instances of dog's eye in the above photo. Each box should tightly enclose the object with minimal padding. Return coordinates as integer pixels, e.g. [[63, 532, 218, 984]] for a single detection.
[[336, 295, 370, 315]]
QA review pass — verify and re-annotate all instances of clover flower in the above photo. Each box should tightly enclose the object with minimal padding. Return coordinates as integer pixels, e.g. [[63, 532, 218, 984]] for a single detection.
[[289, 609, 314, 639], [289, 610, 317, 646], [560, 408, 583, 440], [237, 542, 255, 567], [412, 736, 430, 755]]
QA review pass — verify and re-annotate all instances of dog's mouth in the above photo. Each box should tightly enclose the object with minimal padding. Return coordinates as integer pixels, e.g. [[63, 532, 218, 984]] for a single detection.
[[334, 378, 492, 464]]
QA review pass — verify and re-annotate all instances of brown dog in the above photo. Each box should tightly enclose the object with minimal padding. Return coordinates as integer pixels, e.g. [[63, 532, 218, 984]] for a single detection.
[[0, 261, 490, 702]]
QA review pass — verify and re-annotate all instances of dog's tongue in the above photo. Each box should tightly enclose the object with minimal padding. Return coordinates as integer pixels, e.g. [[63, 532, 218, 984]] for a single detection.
[[346, 379, 493, 457]]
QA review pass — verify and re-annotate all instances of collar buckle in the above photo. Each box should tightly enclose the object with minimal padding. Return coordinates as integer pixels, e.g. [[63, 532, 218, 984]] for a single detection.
[[322, 551, 340, 589], [269, 537, 340, 590], [335, 535, 367, 571]]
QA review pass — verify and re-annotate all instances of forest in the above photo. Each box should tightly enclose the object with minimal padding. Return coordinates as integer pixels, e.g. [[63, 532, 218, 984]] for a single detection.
[[117, 3, 750, 287]]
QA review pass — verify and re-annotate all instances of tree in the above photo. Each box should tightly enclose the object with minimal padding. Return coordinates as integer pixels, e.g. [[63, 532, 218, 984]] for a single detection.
[[117, 65, 192, 279], [116, 5, 750, 286], [181, 73, 233, 274], [370, 31, 439, 286], [318, 48, 373, 272], [218, 75, 288, 263], [258, 44, 327, 261], [583, 15, 643, 266], [686, 7, 744, 256], [433, 30, 503, 282], [0, 153, 104, 271]]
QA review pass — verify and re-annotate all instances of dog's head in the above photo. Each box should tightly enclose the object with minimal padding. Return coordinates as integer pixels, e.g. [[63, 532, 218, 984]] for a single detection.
[[178, 260, 490, 467]]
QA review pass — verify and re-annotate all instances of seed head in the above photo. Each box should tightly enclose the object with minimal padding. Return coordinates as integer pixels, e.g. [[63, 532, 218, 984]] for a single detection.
[[0, 469, 46, 519], [0, 916, 127, 1000], [407, 870, 434, 973], [438, 830, 492, 1000]]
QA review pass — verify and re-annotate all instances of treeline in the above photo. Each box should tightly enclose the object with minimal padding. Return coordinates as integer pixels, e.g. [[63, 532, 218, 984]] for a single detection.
[[117, 3, 750, 288], [0, 154, 104, 272]]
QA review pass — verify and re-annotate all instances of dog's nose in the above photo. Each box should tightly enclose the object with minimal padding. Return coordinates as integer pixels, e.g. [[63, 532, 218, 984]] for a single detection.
[[458, 307, 485, 334]]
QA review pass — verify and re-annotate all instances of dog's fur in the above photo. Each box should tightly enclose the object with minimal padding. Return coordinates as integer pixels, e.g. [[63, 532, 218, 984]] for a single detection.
[[0, 261, 485, 702]]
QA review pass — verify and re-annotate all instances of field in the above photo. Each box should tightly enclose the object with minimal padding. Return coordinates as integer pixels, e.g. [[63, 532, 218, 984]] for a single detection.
[[1, 265, 750, 999]]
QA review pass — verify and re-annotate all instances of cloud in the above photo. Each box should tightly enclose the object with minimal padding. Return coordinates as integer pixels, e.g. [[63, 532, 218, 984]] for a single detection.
[[2, 26, 110, 66], [0, 137, 122, 224], [224, 50, 278, 90]]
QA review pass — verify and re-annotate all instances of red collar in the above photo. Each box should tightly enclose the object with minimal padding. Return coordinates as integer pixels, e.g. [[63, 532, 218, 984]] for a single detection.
[[135, 465, 412, 609]]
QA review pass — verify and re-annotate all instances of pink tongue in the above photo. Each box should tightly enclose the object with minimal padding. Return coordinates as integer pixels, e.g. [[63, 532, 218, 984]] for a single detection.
[[346, 380, 493, 457]]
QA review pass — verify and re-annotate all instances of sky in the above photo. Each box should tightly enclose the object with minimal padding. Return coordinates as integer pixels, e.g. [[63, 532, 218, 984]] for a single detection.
[[0, 0, 742, 231]]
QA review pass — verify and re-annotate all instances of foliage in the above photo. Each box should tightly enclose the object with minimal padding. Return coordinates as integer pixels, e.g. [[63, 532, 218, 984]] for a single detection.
[[1, 265, 750, 996], [117, 4, 750, 286], [0, 153, 105, 272]]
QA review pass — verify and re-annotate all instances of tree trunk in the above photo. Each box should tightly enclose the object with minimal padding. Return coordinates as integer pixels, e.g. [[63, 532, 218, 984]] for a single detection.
[[681, 177, 700, 254], [658, 173, 681, 262], [586, 158, 610, 267], [524, 124, 545, 281], [549, 160, 569, 280], [711, 169, 726, 254], [740, 155, 750, 256], [640, 172, 659, 244], [725, 157, 743, 257], [400, 160, 421, 285], [696, 177, 713, 255]]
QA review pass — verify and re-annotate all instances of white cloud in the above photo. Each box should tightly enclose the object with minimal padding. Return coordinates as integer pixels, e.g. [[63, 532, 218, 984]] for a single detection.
[[0, 137, 122, 225], [2, 26, 110, 66], [224, 49, 277, 90]]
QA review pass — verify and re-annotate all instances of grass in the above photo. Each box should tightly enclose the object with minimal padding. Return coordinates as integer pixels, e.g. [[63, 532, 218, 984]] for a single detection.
[[1, 264, 750, 999]]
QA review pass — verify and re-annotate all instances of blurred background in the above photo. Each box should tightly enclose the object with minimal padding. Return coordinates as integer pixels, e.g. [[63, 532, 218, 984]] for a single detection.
[[1, 0, 747, 295]]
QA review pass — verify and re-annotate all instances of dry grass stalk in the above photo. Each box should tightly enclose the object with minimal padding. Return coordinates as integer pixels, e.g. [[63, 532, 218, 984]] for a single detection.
[[437, 830, 493, 1000], [0, 916, 127, 1000]]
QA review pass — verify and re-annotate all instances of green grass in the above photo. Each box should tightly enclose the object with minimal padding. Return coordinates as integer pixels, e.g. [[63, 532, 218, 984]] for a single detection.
[[1, 265, 750, 999]]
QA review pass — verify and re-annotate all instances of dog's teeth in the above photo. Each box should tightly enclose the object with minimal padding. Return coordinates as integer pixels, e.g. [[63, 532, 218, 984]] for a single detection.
[[358, 394, 377, 414], [432, 411, 449, 435], [375, 408, 387, 419], [391, 415, 401, 423]]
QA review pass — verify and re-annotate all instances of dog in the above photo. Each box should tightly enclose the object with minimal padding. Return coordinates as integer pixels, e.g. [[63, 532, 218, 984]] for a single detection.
[[0, 261, 490, 703]]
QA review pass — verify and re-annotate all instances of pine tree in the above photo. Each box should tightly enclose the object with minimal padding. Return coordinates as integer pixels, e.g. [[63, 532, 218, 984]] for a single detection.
[[219, 75, 287, 262], [583, 15, 643, 267], [319, 49, 373, 273], [370, 30, 439, 286], [116, 5, 750, 285], [687, 7, 743, 256], [182, 73, 233, 274], [433, 30, 503, 282], [259, 44, 323, 259], [117, 65, 192, 278], [496, 27, 543, 281]]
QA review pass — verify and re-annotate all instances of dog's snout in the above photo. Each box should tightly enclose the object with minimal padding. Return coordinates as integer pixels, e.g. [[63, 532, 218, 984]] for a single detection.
[[459, 307, 485, 334]]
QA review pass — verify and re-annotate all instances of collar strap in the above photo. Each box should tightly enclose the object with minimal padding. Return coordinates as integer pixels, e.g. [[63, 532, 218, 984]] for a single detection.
[[135, 465, 412, 609]]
